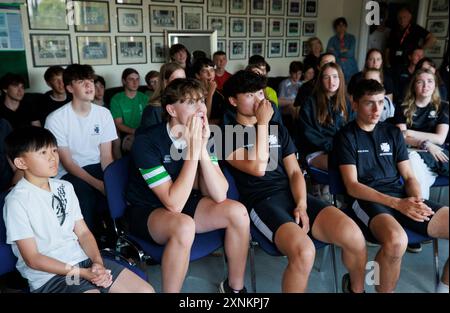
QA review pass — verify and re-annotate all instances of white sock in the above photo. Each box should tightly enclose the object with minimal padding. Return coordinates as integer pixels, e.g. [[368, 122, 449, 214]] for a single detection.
[[437, 281, 449, 293]]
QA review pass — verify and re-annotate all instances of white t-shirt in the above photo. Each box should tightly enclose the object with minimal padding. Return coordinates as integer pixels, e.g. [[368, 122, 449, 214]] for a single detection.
[[45, 102, 118, 178], [3, 178, 88, 291]]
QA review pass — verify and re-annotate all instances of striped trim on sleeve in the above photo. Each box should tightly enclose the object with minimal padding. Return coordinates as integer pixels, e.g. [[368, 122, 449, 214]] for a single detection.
[[210, 155, 219, 165], [139, 166, 171, 188]]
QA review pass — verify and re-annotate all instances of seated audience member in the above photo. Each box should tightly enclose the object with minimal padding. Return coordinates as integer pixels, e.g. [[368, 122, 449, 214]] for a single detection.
[[144, 70, 160, 99], [394, 48, 424, 105], [335, 79, 449, 293], [213, 51, 232, 92], [247, 55, 278, 107], [303, 37, 324, 70], [294, 53, 336, 108], [302, 64, 317, 84], [362, 68, 395, 122], [42, 66, 72, 123], [415, 57, 448, 102], [126, 78, 250, 293], [139, 62, 186, 132], [3, 126, 154, 293], [0, 73, 41, 129], [192, 50, 207, 64], [222, 70, 367, 293], [45, 64, 117, 237], [1, 118, 15, 191], [110, 68, 148, 152], [193, 57, 225, 125], [347, 49, 394, 101], [169, 43, 194, 78]]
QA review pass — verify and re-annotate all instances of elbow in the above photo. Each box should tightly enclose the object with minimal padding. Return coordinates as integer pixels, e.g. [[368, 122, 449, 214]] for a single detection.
[[345, 182, 358, 198]]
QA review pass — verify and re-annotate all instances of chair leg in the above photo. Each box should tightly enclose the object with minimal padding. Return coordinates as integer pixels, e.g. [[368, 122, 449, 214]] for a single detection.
[[330, 245, 339, 293], [249, 240, 257, 293], [433, 238, 440, 292]]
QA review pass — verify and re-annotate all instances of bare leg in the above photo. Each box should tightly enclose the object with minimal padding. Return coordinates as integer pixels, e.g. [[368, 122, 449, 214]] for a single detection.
[[312, 206, 367, 292], [84, 289, 100, 293], [109, 268, 154, 293], [427, 207, 449, 285]]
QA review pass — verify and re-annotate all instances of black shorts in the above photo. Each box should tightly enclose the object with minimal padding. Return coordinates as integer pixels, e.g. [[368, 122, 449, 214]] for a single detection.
[[32, 258, 124, 293], [128, 190, 203, 242], [352, 191, 444, 236], [249, 191, 330, 243]]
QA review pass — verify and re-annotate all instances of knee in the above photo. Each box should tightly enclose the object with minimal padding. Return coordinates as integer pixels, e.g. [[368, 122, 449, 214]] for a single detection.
[[287, 239, 316, 270], [226, 201, 250, 229], [381, 230, 408, 259], [171, 215, 196, 246], [142, 283, 155, 293]]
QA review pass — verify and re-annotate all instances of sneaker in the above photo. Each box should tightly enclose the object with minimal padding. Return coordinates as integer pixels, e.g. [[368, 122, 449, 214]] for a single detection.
[[407, 243, 422, 253], [218, 279, 247, 293], [341, 273, 352, 293]]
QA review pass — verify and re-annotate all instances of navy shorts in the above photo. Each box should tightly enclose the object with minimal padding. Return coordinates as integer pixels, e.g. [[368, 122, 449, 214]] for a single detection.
[[249, 190, 330, 243], [32, 258, 125, 293], [352, 191, 444, 236], [128, 190, 203, 242]]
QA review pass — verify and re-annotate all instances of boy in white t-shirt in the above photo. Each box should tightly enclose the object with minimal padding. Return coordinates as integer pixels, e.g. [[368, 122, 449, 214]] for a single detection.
[[3, 126, 153, 293], [45, 64, 117, 236]]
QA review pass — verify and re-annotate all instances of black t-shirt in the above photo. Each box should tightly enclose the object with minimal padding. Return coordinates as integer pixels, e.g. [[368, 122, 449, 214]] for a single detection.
[[388, 24, 429, 67], [393, 101, 449, 133], [294, 79, 315, 108], [0, 118, 13, 191], [0, 96, 40, 129], [41, 91, 72, 123], [221, 119, 297, 207], [347, 71, 394, 96], [210, 91, 225, 122], [334, 121, 409, 192]]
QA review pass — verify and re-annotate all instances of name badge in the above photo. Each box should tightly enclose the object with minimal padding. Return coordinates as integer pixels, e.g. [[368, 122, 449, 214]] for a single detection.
[[395, 51, 403, 56]]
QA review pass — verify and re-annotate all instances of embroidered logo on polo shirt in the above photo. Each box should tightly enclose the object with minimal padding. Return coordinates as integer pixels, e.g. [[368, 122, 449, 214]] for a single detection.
[[429, 110, 437, 119], [163, 155, 172, 164], [93, 124, 100, 135], [380, 142, 392, 156]]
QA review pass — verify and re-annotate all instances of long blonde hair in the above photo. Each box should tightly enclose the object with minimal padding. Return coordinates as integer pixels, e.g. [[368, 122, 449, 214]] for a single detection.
[[402, 68, 441, 127], [149, 62, 185, 107]]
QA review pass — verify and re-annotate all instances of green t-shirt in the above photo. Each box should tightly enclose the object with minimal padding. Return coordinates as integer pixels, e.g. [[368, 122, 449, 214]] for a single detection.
[[265, 87, 279, 107], [110, 91, 148, 129]]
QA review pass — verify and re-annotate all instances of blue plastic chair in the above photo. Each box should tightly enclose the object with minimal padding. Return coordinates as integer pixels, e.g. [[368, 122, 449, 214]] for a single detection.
[[0, 192, 17, 278], [222, 166, 339, 293]]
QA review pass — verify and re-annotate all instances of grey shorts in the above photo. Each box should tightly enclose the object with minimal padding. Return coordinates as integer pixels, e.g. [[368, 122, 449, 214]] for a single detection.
[[32, 258, 125, 293]]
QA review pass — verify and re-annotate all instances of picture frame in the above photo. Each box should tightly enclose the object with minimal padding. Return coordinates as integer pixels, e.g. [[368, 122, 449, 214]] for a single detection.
[[229, 17, 247, 37], [304, 0, 318, 17], [149, 5, 178, 33], [250, 0, 266, 15], [77, 36, 112, 65], [268, 18, 284, 37], [117, 8, 143, 33], [302, 41, 310, 56], [30, 34, 72, 67], [150, 0, 175, 2], [427, 38, 446, 58], [208, 16, 226, 37], [115, 0, 142, 5], [217, 39, 226, 52], [287, 0, 302, 16], [115, 36, 147, 65], [426, 19, 448, 38], [207, 0, 226, 14], [428, 0, 449, 17], [182, 6, 203, 30], [268, 39, 283, 58], [303, 20, 316, 36], [286, 19, 301, 37], [27, 0, 68, 30], [250, 18, 266, 37], [269, 0, 285, 16], [229, 0, 247, 15], [249, 40, 265, 57], [229, 40, 246, 60], [150, 36, 166, 63], [285, 39, 300, 57], [73, 1, 110, 32], [181, 0, 204, 3]]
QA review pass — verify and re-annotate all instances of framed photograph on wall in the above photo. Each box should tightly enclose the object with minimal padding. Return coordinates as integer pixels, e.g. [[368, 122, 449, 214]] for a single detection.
[[304, 0, 318, 17], [250, 18, 266, 37], [27, 0, 68, 30], [77, 36, 112, 65], [427, 38, 446, 58], [73, 1, 110, 32], [428, 0, 449, 16], [286, 39, 300, 57], [116, 36, 147, 65], [149, 5, 178, 32], [182, 6, 203, 30], [302, 41, 310, 56], [30, 34, 72, 67], [217, 39, 226, 52], [207, 0, 226, 14], [151, 36, 166, 63], [229, 17, 247, 37], [427, 19, 448, 37], [250, 0, 266, 15], [268, 18, 284, 37], [181, 0, 204, 3], [249, 40, 265, 57], [208, 16, 226, 37], [287, 0, 302, 16], [269, 0, 285, 16], [229, 40, 246, 60], [303, 21, 316, 36], [115, 0, 142, 5], [117, 8, 143, 33], [268, 39, 283, 58], [286, 19, 301, 37], [229, 0, 247, 15]]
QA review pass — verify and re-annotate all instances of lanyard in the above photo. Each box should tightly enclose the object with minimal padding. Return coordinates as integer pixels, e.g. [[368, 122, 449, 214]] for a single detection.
[[399, 24, 411, 46]]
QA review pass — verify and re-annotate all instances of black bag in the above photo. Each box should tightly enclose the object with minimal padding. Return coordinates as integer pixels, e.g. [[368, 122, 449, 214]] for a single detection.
[[417, 148, 449, 177]]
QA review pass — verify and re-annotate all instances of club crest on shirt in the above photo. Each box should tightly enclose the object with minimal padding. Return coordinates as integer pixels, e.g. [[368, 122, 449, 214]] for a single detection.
[[163, 155, 172, 164], [428, 110, 437, 119], [93, 124, 100, 135], [380, 142, 392, 156]]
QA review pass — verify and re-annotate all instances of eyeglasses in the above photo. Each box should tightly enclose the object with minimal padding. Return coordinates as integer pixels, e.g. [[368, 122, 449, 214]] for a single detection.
[[52, 194, 66, 226]]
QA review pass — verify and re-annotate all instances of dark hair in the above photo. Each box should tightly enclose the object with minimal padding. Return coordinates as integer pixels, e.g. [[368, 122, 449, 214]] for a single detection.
[[145, 70, 159, 85], [193, 57, 215, 75], [169, 44, 189, 59], [398, 6, 413, 15], [44, 66, 64, 82], [63, 64, 95, 87], [353, 79, 386, 102], [248, 55, 271, 73], [0, 73, 25, 90], [213, 50, 226, 58], [121, 68, 139, 82], [333, 17, 348, 30], [192, 50, 207, 60], [94, 75, 105, 87], [5, 126, 57, 161], [223, 70, 266, 99], [289, 61, 304, 74], [415, 57, 436, 72], [318, 52, 336, 67]]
